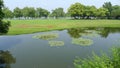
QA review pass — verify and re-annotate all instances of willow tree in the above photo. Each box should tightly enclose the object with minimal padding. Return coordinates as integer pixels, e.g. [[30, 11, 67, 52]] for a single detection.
[[0, 0, 10, 34]]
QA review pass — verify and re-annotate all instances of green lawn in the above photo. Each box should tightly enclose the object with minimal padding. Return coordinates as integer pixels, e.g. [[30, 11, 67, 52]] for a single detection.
[[5, 19, 120, 35]]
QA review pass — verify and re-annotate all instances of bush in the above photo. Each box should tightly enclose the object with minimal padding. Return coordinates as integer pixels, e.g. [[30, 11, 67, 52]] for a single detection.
[[74, 47, 120, 68], [0, 21, 11, 34], [0, 0, 11, 34]]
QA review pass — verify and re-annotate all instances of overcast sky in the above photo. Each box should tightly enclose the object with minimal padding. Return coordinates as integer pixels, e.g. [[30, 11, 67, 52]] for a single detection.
[[4, 0, 120, 12]]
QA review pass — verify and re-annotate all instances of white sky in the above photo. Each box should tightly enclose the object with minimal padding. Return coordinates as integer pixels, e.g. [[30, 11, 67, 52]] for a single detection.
[[4, 0, 120, 12]]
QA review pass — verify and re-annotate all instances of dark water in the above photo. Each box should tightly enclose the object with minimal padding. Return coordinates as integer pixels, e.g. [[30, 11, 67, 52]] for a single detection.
[[0, 27, 120, 68]]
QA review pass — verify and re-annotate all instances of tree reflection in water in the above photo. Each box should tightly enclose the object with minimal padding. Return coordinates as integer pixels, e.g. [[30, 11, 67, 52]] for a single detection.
[[67, 28, 84, 38], [67, 27, 120, 38], [0, 50, 16, 68]]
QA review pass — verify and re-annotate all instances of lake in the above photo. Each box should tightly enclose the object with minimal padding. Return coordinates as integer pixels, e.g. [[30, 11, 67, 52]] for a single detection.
[[0, 27, 120, 68]]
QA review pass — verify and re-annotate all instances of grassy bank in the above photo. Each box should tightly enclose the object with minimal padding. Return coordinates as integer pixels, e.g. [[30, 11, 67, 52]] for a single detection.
[[5, 19, 120, 35]]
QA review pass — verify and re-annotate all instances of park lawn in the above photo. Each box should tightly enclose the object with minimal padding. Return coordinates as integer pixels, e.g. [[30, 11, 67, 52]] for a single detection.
[[5, 19, 120, 35]]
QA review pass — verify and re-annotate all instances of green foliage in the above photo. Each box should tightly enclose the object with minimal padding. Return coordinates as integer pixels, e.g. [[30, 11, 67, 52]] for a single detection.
[[22, 7, 35, 18], [111, 48, 120, 68], [0, 20, 10, 34], [103, 2, 112, 17], [13, 7, 22, 18], [48, 41, 64, 47], [68, 2, 84, 19], [67, 2, 110, 19], [74, 47, 120, 68], [1, 1, 119, 19], [0, 0, 10, 34], [21, 7, 29, 18], [96, 7, 109, 17], [51, 8, 65, 19], [3, 7, 13, 18], [111, 5, 120, 19], [36, 7, 50, 18], [0, 0, 4, 20], [83, 6, 97, 19]]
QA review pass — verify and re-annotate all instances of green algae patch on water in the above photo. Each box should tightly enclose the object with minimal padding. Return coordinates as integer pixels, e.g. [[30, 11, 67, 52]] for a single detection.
[[79, 30, 100, 38], [48, 41, 64, 47], [72, 38, 93, 46], [79, 33, 99, 38], [33, 33, 59, 40]]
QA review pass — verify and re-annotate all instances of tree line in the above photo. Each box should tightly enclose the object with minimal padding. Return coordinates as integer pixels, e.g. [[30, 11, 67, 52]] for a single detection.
[[3, 7, 65, 19], [68, 2, 120, 19], [3, 2, 120, 19]]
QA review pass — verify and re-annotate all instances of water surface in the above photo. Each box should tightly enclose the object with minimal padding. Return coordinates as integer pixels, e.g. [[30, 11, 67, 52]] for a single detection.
[[0, 27, 120, 68]]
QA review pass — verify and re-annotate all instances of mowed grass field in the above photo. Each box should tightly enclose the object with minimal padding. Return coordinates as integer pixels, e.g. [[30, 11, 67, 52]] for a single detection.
[[5, 19, 120, 35]]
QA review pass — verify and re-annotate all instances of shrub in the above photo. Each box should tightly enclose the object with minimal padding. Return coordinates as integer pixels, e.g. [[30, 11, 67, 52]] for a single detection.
[[0, 21, 11, 34], [74, 47, 120, 68]]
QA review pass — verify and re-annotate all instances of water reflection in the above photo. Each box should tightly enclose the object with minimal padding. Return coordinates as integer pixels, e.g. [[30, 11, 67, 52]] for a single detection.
[[0, 27, 120, 68], [67, 28, 83, 38], [0, 50, 16, 68], [67, 27, 120, 38], [99, 27, 120, 38]]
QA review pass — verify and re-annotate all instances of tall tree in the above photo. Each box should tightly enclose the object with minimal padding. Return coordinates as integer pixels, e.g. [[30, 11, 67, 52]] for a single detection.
[[13, 7, 22, 18], [103, 2, 112, 18], [42, 9, 50, 18], [96, 7, 109, 18], [3, 7, 13, 19], [68, 2, 84, 19], [83, 6, 97, 19], [0, 0, 10, 34], [111, 5, 120, 19], [36, 8, 50, 18], [51, 8, 65, 19], [0, 0, 4, 20], [28, 7, 35, 18], [36, 8, 43, 18], [22, 7, 29, 19], [22, 7, 35, 19]]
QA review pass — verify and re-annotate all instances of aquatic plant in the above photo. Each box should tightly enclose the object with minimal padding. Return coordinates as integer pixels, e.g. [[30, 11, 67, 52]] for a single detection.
[[74, 47, 120, 68], [48, 41, 64, 47], [84, 30, 101, 33], [33, 33, 58, 40], [79, 30, 100, 38], [79, 33, 99, 38], [72, 38, 93, 46]]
